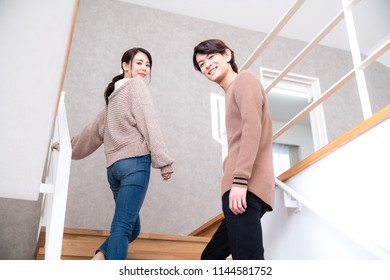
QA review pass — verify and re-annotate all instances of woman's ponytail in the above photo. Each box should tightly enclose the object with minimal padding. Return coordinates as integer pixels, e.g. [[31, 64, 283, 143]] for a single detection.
[[104, 73, 124, 105]]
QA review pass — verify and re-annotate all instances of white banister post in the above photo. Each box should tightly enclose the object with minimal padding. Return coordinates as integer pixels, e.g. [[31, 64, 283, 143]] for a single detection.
[[210, 93, 228, 161], [40, 92, 72, 260], [342, 0, 372, 119]]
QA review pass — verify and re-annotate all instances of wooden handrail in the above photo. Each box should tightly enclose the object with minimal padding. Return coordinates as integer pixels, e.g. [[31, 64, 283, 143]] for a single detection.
[[278, 104, 390, 182], [54, 0, 80, 116], [194, 104, 390, 235], [189, 213, 224, 237]]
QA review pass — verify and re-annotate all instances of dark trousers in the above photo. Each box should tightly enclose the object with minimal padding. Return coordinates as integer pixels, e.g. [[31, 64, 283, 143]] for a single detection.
[[201, 190, 268, 260]]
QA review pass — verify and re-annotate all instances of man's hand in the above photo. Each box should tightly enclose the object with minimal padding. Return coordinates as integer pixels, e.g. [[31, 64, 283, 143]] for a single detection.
[[229, 186, 247, 215]]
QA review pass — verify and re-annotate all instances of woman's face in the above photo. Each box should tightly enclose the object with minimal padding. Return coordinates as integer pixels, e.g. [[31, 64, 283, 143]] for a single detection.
[[123, 51, 151, 80]]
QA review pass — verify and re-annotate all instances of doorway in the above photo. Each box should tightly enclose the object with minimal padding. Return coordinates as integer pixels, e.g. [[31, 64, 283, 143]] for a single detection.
[[260, 68, 328, 174]]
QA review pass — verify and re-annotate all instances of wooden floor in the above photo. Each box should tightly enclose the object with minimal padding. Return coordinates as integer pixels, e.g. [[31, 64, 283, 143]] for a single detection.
[[36, 227, 211, 260]]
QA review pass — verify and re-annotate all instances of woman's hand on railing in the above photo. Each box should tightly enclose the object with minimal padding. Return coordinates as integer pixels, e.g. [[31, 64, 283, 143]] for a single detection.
[[51, 142, 60, 151]]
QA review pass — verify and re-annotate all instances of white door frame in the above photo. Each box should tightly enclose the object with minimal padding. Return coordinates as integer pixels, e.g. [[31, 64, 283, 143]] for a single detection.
[[260, 68, 328, 151]]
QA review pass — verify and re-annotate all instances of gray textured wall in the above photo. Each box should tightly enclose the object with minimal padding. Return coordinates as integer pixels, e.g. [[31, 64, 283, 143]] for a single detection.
[[1, 0, 389, 259], [62, 0, 390, 235], [0, 197, 42, 259]]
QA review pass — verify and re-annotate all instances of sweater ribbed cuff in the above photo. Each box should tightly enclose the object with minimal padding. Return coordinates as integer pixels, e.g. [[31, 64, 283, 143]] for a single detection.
[[161, 165, 173, 175], [232, 176, 248, 187]]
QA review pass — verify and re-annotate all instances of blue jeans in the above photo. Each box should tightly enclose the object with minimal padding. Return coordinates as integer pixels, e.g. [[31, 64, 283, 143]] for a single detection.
[[98, 155, 151, 260]]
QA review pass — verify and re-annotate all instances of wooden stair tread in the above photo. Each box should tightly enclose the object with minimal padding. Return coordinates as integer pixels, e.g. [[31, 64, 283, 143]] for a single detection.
[[36, 227, 209, 260]]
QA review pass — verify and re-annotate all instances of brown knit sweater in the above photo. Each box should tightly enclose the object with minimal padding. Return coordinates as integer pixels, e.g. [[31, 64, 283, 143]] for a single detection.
[[70, 77, 174, 175], [222, 70, 275, 210]]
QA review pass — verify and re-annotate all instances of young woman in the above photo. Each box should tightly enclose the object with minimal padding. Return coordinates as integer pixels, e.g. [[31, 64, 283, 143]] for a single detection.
[[67, 48, 174, 260], [193, 39, 275, 260]]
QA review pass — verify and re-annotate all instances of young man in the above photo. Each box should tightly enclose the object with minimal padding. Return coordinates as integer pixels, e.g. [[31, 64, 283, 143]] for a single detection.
[[193, 39, 275, 260]]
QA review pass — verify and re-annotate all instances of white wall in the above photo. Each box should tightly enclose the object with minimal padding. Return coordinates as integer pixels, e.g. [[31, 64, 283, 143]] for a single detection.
[[0, 0, 78, 200], [263, 117, 390, 259], [272, 120, 314, 161]]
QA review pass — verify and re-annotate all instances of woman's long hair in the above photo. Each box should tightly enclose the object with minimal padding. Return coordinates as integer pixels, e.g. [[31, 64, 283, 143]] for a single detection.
[[104, 47, 152, 105]]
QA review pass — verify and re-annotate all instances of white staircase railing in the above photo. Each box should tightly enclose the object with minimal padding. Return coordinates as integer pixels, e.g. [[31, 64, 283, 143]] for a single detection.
[[275, 178, 390, 260], [209, 0, 389, 260], [38, 91, 72, 260]]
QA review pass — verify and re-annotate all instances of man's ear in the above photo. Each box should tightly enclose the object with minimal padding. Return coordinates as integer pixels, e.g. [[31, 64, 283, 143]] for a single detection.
[[224, 48, 232, 63]]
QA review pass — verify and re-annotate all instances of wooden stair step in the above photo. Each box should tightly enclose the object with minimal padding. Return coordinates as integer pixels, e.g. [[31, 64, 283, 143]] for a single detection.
[[36, 227, 210, 260]]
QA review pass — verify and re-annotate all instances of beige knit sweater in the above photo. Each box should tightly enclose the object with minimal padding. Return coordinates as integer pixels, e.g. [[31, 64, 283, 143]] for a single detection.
[[71, 77, 174, 175], [222, 70, 275, 210]]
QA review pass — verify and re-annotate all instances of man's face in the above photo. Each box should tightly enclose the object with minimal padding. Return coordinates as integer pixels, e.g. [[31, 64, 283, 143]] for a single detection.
[[196, 51, 231, 84]]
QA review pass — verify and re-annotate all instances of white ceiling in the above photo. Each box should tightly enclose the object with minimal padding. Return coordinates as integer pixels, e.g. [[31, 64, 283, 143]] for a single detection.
[[119, 0, 390, 67], [118, 0, 390, 126]]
